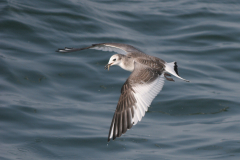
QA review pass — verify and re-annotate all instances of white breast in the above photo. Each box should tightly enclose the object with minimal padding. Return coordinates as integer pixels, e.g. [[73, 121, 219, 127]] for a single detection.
[[119, 61, 134, 72]]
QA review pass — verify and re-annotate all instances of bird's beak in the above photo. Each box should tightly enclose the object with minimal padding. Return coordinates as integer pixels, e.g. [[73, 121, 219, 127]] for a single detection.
[[104, 63, 112, 71]]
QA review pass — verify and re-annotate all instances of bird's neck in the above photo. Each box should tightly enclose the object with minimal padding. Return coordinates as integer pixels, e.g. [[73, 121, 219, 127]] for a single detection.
[[119, 57, 134, 72]]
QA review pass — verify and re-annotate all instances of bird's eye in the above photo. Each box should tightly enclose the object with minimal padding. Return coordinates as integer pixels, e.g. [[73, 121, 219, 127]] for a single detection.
[[113, 59, 116, 61]]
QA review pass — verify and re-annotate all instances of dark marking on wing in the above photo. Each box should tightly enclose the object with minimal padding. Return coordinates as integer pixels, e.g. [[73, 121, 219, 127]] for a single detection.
[[108, 79, 136, 141], [135, 58, 165, 71]]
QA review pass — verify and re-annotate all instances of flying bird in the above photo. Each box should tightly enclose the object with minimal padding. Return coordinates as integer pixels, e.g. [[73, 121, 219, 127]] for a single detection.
[[56, 43, 189, 142]]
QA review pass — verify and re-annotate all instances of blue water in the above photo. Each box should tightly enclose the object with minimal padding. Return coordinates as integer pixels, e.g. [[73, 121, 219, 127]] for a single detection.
[[1, 0, 240, 159]]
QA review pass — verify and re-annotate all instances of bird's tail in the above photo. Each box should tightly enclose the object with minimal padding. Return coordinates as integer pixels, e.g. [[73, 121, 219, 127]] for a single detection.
[[164, 62, 190, 82]]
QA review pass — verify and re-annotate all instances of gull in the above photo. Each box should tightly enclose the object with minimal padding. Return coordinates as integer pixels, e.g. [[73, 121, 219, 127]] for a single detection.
[[56, 43, 189, 142]]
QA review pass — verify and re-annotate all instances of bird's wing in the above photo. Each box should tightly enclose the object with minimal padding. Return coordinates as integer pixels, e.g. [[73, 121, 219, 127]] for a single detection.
[[56, 43, 144, 55], [108, 62, 165, 141]]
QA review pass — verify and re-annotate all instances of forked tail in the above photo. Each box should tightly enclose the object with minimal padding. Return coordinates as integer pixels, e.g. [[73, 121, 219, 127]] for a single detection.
[[164, 62, 190, 82]]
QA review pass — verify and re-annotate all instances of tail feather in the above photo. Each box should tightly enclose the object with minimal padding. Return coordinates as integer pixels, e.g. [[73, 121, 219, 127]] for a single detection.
[[165, 62, 190, 82], [174, 62, 179, 76]]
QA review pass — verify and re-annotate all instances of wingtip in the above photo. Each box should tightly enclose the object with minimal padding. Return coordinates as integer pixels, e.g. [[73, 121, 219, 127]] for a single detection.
[[65, 47, 73, 50], [56, 48, 67, 53]]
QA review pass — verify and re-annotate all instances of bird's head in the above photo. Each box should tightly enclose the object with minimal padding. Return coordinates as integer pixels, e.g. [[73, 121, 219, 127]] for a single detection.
[[105, 54, 122, 71]]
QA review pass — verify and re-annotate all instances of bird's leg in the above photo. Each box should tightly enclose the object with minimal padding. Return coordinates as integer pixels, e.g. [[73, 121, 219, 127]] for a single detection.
[[164, 73, 174, 81]]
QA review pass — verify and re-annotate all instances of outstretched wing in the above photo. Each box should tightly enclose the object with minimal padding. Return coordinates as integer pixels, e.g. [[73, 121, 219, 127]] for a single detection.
[[56, 43, 144, 55], [108, 62, 165, 141]]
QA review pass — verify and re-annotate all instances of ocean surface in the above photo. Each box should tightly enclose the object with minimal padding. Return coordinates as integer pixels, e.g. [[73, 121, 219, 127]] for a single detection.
[[1, 0, 240, 159]]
